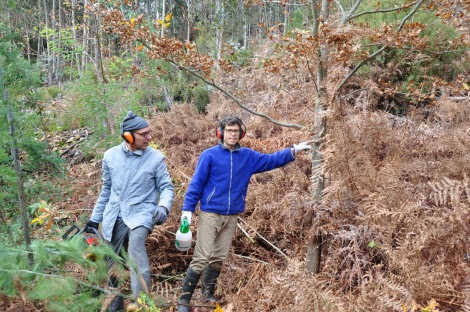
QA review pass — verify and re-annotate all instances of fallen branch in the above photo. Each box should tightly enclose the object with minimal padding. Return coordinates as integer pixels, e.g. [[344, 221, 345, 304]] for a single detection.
[[237, 223, 255, 243], [238, 217, 289, 260], [234, 253, 270, 265]]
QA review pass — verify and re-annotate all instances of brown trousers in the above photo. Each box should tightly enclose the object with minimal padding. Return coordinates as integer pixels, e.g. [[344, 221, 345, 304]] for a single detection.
[[189, 211, 238, 273]]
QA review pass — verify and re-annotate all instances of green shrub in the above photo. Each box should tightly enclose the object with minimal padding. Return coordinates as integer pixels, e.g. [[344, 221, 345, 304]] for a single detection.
[[46, 85, 63, 99], [192, 86, 211, 113], [224, 48, 254, 67]]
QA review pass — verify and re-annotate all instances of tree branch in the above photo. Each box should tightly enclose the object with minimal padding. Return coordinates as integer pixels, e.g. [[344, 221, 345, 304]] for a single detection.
[[238, 217, 290, 260], [398, 0, 425, 32], [341, 0, 363, 26], [306, 57, 319, 93], [166, 60, 306, 129], [333, 0, 346, 22], [335, 0, 425, 94], [135, 29, 306, 130], [347, 1, 417, 23], [335, 46, 386, 93]]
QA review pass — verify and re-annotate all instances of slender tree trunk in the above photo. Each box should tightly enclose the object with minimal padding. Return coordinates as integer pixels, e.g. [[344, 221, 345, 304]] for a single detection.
[[71, 0, 82, 74], [243, 7, 248, 49], [312, 0, 320, 34], [37, 0, 43, 63], [186, 0, 191, 42], [306, 0, 329, 274], [91, 13, 106, 83], [283, 3, 289, 36], [26, 32, 31, 62], [215, 0, 224, 68], [52, 0, 57, 82], [160, 0, 166, 38], [93, 30, 104, 83], [0, 69, 34, 267], [56, 0, 63, 85], [43, 0, 53, 84], [82, 0, 89, 75]]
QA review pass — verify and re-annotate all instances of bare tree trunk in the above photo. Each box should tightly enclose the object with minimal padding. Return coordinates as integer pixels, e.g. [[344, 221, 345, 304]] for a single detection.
[[243, 4, 248, 49], [37, 0, 42, 60], [91, 14, 106, 83], [307, 0, 329, 274], [283, 3, 289, 36], [56, 0, 63, 85], [71, 0, 81, 75], [160, 0, 166, 38], [0, 69, 34, 267], [215, 0, 224, 68], [311, 0, 320, 34], [102, 89, 113, 132], [43, 0, 53, 84], [26, 32, 31, 62], [82, 0, 89, 75], [52, 0, 57, 82], [186, 0, 191, 42]]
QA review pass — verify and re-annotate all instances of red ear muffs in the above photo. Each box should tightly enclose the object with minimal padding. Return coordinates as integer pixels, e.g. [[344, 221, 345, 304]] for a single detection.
[[216, 127, 245, 140], [122, 131, 135, 144], [216, 117, 247, 140]]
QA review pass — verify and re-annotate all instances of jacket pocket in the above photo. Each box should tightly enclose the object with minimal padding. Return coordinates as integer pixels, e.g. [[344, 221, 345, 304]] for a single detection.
[[206, 186, 216, 204], [143, 171, 155, 192]]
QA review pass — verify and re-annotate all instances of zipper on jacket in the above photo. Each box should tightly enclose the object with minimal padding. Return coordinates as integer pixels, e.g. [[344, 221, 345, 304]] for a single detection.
[[206, 186, 216, 204], [227, 151, 233, 214]]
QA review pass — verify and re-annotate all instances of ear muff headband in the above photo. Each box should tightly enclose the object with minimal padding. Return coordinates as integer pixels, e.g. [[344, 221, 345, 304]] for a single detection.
[[216, 117, 246, 140]]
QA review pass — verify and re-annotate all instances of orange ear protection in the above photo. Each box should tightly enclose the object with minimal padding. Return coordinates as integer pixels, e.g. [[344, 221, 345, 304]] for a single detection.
[[121, 131, 135, 144], [216, 116, 246, 140], [120, 119, 135, 144]]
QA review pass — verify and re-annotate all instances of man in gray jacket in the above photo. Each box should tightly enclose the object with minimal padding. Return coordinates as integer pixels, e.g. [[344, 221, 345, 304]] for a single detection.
[[84, 111, 174, 311]]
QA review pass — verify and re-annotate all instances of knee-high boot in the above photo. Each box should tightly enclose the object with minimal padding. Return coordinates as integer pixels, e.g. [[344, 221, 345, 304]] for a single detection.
[[107, 276, 124, 312], [177, 267, 201, 312], [201, 266, 221, 303]]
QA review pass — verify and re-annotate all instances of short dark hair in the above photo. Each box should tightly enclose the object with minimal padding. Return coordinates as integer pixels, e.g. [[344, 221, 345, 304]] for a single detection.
[[218, 116, 243, 131]]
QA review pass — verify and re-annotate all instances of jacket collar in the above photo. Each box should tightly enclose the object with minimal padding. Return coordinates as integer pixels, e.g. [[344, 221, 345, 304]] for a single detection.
[[121, 142, 144, 156], [218, 141, 241, 152]]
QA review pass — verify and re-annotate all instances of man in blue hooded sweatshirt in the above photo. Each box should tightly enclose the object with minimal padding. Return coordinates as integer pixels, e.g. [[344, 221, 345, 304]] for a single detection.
[[177, 115, 310, 312], [84, 111, 174, 311]]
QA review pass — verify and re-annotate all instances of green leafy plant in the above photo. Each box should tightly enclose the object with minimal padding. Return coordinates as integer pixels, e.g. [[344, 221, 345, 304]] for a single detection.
[[134, 292, 162, 312], [0, 234, 133, 311]]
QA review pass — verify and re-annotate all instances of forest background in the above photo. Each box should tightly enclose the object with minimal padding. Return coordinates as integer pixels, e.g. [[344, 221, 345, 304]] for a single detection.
[[0, 0, 469, 311]]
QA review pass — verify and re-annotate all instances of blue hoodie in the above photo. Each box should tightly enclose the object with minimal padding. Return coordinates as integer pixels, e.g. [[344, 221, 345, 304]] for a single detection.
[[182, 142, 295, 215]]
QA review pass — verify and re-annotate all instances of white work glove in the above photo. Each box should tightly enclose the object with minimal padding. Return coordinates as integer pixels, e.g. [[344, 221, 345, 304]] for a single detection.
[[181, 211, 192, 225], [293, 141, 312, 154]]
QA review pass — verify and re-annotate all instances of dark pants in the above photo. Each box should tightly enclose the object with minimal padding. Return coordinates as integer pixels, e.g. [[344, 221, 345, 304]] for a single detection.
[[108, 219, 151, 300]]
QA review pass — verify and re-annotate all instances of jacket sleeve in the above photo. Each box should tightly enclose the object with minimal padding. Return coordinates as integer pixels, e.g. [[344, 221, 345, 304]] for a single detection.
[[90, 158, 111, 223], [251, 147, 295, 174], [155, 157, 174, 212], [182, 151, 211, 213]]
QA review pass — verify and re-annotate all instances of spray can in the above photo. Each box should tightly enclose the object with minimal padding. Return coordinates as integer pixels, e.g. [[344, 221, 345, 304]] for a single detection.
[[175, 216, 192, 252]]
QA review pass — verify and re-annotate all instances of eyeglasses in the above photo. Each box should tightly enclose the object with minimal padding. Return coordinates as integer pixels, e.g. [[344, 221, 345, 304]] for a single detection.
[[134, 130, 153, 138], [225, 129, 240, 134]]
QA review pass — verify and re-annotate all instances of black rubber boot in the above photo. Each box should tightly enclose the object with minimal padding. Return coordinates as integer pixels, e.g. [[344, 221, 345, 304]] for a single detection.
[[108, 296, 124, 312], [107, 276, 124, 312], [201, 266, 221, 303], [177, 267, 201, 312]]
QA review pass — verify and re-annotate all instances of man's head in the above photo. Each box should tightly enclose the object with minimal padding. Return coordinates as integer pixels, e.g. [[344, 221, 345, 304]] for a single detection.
[[217, 116, 246, 149], [120, 110, 152, 151]]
